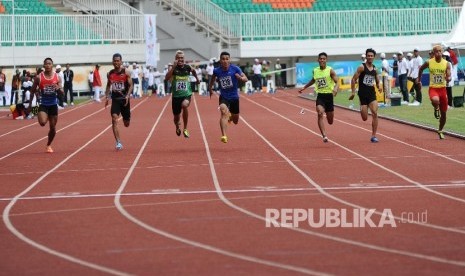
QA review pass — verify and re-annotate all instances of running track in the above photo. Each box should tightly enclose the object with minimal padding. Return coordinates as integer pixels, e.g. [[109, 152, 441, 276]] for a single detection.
[[1, 90, 465, 275]]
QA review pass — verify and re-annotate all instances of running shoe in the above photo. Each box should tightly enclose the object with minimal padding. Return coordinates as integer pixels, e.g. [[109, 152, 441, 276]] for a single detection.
[[434, 107, 440, 119], [221, 136, 228, 143], [176, 128, 181, 136], [437, 130, 445, 140], [183, 129, 190, 138], [323, 136, 329, 143], [116, 141, 123, 150], [46, 146, 54, 153], [370, 136, 379, 143]]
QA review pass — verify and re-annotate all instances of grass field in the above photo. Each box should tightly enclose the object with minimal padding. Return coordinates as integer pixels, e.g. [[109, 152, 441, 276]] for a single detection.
[[331, 85, 465, 136]]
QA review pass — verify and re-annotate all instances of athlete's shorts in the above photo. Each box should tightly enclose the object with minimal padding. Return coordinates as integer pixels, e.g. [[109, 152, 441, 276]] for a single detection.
[[172, 95, 191, 115], [316, 93, 334, 112], [38, 104, 58, 116], [219, 96, 240, 114], [429, 87, 448, 112], [358, 89, 377, 106], [111, 98, 131, 121]]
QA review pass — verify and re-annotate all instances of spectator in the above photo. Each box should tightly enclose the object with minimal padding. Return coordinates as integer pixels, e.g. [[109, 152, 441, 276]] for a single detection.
[[252, 58, 262, 93], [409, 48, 423, 105], [391, 54, 398, 87], [380, 53, 390, 97], [87, 70, 93, 97], [447, 46, 459, 83], [55, 65, 65, 108], [131, 63, 140, 98], [275, 58, 283, 89], [92, 64, 102, 102], [0, 67, 5, 106], [11, 69, 21, 105], [142, 65, 150, 96], [63, 63, 74, 106], [397, 51, 409, 104]]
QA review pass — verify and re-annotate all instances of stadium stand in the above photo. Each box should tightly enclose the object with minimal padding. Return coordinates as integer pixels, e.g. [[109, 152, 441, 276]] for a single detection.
[[213, 0, 448, 12]]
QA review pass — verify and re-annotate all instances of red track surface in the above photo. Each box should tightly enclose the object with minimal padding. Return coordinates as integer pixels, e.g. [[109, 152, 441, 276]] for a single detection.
[[1, 90, 465, 275]]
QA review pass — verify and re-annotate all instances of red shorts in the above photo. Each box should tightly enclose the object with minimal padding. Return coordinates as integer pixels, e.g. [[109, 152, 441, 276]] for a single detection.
[[429, 87, 448, 112]]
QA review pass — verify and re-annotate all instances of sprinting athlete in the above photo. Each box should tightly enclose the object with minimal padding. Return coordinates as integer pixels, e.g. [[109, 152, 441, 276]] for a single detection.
[[417, 45, 451, 139], [209, 51, 248, 143], [105, 53, 133, 150], [164, 50, 199, 138], [299, 52, 339, 142], [30, 57, 63, 153], [350, 48, 382, 143]]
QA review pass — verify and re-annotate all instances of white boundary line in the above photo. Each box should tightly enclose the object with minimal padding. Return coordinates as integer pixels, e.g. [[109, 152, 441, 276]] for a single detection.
[[0, 102, 105, 161], [272, 95, 465, 166], [2, 182, 465, 202], [245, 96, 465, 207], [113, 96, 329, 276], [195, 95, 465, 266], [0, 100, 94, 139], [1, 99, 149, 275]]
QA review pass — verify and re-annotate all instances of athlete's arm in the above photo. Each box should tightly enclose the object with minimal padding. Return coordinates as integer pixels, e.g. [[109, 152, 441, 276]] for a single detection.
[[105, 72, 111, 108], [330, 69, 339, 95], [417, 60, 429, 84], [208, 74, 217, 99], [298, 78, 315, 94], [350, 65, 363, 99], [446, 62, 452, 83], [125, 69, 133, 106]]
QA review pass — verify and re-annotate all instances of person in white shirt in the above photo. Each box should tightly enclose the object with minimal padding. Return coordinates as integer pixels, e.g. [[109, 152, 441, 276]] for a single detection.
[[409, 48, 424, 105], [56, 65, 65, 108], [380, 53, 390, 96], [252, 58, 262, 92], [142, 65, 150, 96], [396, 52, 409, 104], [131, 63, 140, 98]]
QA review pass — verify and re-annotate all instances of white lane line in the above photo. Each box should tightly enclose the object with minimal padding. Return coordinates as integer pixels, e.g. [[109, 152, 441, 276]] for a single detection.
[[246, 97, 465, 205], [0, 100, 94, 139], [114, 96, 329, 276], [195, 96, 465, 266], [0, 103, 105, 161], [2, 183, 465, 202], [2, 99, 149, 275], [272, 96, 465, 166]]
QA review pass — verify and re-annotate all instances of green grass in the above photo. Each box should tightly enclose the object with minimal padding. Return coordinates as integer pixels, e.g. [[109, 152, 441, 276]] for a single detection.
[[332, 85, 465, 136]]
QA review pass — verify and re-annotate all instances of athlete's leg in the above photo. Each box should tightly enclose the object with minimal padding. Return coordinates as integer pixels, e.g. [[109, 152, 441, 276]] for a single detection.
[[181, 98, 190, 130], [37, 111, 48, 126], [316, 104, 327, 138], [47, 115, 57, 146], [368, 100, 379, 137], [219, 103, 230, 137], [112, 113, 121, 142], [360, 104, 369, 121]]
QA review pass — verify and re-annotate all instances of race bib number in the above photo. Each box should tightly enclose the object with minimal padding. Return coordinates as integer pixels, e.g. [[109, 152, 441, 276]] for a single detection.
[[176, 81, 188, 90], [316, 78, 327, 89], [219, 76, 233, 89], [432, 74, 444, 84], [111, 81, 125, 92], [362, 75, 375, 86], [43, 84, 57, 95]]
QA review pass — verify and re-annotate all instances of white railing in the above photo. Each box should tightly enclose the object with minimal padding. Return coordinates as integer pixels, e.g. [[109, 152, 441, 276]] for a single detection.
[[63, 0, 141, 15], [0, 14, 145, 45], [240, 7, 461, 40], [158, 1, 460, 41]]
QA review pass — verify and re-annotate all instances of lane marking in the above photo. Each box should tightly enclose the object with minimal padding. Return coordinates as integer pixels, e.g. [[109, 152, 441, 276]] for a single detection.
[[113, 96, 329, 276], [2, 99, 150, 275]]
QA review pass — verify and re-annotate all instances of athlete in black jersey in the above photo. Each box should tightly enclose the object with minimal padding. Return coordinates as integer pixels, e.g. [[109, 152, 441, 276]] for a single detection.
[[105, 53, 133, 150], [350, 48, 382, 143]]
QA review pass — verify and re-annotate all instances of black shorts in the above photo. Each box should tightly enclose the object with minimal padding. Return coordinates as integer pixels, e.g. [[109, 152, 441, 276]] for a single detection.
[[172, 95, 191, 115], [38, 104, 58, 116], [316, 93, 334, 112], [219, 96, 240, 114], [358, 89, 377, 106], [111, 98, 131, 121]]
